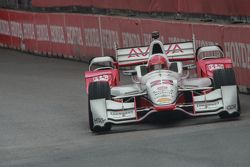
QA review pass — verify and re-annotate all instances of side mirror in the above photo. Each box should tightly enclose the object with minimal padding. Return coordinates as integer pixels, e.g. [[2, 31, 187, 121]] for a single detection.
[[123, 70, 137, 76]]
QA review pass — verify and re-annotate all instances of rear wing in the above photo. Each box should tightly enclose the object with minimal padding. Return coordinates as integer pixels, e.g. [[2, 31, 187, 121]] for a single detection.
[[116, 41, 195, 67]]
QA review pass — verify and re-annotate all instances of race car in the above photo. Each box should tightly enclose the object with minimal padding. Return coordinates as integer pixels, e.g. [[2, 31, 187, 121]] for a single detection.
[[84, 32, 240, 132]]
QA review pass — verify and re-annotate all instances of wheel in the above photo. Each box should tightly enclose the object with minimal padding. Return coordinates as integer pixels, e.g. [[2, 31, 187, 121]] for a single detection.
[[213, 68, 240, 119], [88, 81, 112, 132]]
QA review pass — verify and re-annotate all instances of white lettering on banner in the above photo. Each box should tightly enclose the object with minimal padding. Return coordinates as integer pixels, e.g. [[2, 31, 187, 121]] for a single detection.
[[66, 26, 83, 45], [122, 32, 141, 47], [143, 33, 164, 45], [0, 19, 10, 35], [224, 42, 250, 69], [10, 21, 23, 38], [168, 37, 218, 47], [36, 24, 49, 41], [50, 25, 65, 43], [23, 23, 35, 39], [168, 37, 187, 43], [101, 29, 119, 49], [195, 40, 218, 47], [84, 28, 100, 47]]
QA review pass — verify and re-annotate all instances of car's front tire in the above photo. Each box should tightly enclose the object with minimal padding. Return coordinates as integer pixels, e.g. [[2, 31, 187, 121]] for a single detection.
[[213, 68, 240, 119], [88, 81, 112, 132]]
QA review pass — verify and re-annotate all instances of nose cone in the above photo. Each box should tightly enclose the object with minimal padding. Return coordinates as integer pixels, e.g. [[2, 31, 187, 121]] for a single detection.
[[146, 78, 178, 105]]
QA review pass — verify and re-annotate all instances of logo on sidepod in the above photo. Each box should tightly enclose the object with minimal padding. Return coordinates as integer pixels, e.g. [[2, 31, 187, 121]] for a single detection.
[[93, 75, 109, 82], [207, 64, 224, 71]]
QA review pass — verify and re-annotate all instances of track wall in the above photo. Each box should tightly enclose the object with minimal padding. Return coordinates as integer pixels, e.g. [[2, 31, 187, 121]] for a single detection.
[[0, 9, 249, 89]]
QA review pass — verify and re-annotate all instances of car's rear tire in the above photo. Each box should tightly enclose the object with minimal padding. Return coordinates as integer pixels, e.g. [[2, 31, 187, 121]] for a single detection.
[[213, 68, 240, 119], [88, 81, 112, 132]]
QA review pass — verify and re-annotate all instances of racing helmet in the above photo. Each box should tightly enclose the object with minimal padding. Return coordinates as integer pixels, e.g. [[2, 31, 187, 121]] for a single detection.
[[148, 55, 168, 71]]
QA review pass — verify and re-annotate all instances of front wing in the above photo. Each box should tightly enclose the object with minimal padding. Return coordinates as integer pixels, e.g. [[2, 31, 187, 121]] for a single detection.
[[90, 85, 239, 127]]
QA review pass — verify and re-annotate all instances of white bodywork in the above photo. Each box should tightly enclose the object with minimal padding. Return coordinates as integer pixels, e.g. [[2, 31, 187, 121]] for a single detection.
[[142, 70, 179, 105], [90, 85, 238, 126]]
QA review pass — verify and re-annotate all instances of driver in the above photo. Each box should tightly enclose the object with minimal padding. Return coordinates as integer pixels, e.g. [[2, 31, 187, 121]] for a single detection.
[[148, 55, 168, 71]]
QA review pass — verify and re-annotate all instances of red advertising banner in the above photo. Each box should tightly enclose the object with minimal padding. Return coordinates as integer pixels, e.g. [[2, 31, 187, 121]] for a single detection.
[[0, 9, 250, 88], [81, 15, 102, 59], [192, 23, 224, 47], [34, 13, 50, 54], [98, 16, 123, 56], [8, 10, 24, 49], [48, 13, 68, 57], [223, 25, 250, 87], [21, 12, 37, 52], [0, 9, 12, 47], [64, 14, 85, 59]]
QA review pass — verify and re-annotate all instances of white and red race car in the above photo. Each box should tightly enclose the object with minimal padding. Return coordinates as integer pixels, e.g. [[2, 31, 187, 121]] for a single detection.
[[84, 33, 240, 132]]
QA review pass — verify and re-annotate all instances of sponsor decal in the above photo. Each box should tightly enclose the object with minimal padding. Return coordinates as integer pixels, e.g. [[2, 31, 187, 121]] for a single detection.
[[109, 110, 135, 119], [157, 97, 171, 103], [94, 118, 106, 124], [152, 87, 175, 99], [207, 64, 224, 71], [128, 47, 149, 58], [226, 104, 237, 111], [196, 101, 220, 110], [93, 75, 109, 82], [165, 44, 183, 55]]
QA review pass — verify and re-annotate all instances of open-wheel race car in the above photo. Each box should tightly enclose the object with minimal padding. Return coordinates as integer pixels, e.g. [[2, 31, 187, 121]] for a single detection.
[[84, 32, 240, 132]]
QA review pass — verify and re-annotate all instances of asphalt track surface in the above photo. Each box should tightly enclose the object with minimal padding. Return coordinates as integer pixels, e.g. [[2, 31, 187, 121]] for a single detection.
[[0, 48, 250, 167]]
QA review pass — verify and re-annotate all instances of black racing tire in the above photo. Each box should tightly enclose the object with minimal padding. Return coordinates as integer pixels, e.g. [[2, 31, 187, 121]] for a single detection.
[[213, 68, 241, 119], [88, 81, 112, 132], [213, 68, 236, 89]]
